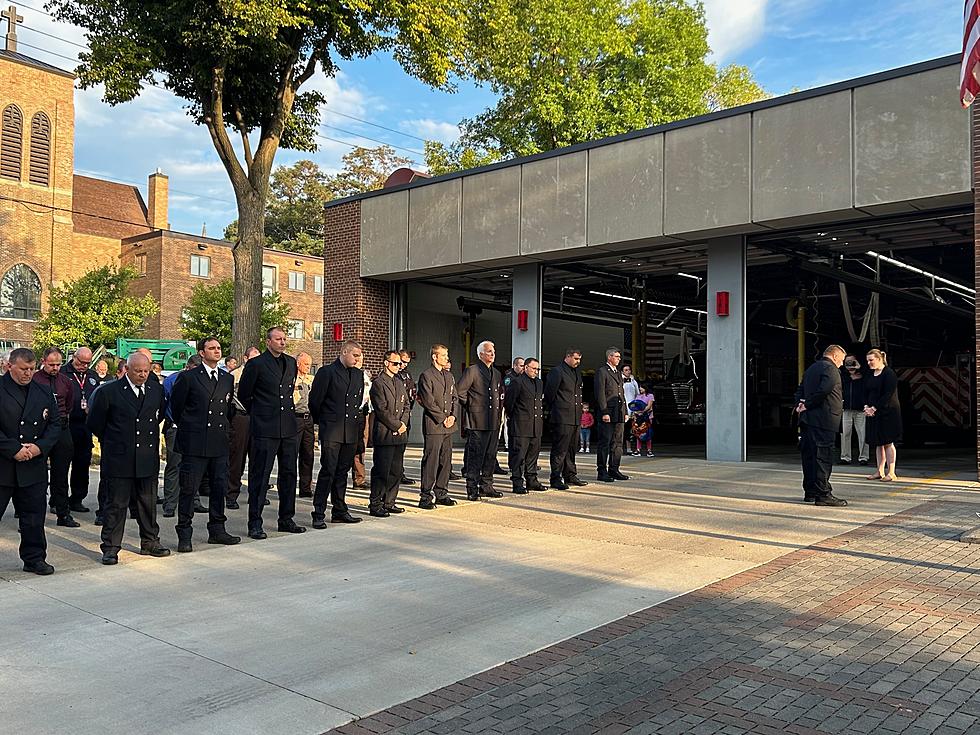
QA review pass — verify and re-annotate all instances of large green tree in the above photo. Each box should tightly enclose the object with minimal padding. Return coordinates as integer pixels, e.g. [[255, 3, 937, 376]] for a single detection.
[[32, 266, 158, 352], [50, 1, 497, 357], [180, 279, 290, 352], [423, 140, 500, 176]]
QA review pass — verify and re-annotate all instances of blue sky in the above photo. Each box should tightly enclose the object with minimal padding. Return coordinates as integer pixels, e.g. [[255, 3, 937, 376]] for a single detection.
[[9, 0, 965, 235]]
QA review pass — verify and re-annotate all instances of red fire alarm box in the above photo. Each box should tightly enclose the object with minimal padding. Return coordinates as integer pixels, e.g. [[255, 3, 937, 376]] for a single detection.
[[715, 291, 730, 317], [517, 309, 529, 331], [332, 323, 344, 341]]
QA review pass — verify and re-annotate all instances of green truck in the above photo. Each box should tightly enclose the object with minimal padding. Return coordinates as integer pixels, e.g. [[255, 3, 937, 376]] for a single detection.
[[113, 339, 197, 373]]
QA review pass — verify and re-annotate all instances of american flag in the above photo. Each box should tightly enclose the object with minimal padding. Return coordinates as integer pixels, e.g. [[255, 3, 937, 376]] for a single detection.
[[962, 0, 980, 106]]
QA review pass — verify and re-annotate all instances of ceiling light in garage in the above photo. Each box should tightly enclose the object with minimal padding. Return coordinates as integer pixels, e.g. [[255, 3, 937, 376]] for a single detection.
[[866, 250, 975, 295]]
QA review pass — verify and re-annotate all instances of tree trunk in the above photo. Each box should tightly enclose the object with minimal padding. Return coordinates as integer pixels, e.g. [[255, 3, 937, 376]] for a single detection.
[[230, 189, 266, 358]]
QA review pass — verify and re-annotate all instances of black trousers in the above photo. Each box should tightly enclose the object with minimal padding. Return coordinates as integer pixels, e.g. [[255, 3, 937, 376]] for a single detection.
[[597, 421, 625, 474], [68, 421, 93, 503], [549, 423, 579, 481], [370, 444, 406, 511], [509, 435, 542, 487], [314, 440, 356, 520], [48, 423, 73, 517], [100, 476, 160, 555], [248, 434, 298, 531], [296, 414, 315, 495], [0, 481, 47, 563], [421, 432, 452, 500], [178, 454, 229, 533], [800, 424, 835, 499], [464, 429, 499, 495], [227, 413, 250, 502], [96, 472, 109, 518]]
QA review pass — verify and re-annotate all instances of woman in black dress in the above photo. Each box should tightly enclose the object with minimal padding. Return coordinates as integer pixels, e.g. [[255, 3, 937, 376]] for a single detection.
[[863, 349, 902, 482]]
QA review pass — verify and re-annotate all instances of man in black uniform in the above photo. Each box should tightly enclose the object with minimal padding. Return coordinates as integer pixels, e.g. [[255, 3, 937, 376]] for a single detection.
[[795, 344, 847, 507], [61, 345, 99, 512], [170, 337, 240, 551], [33, 347, 78, 527], [396, 349, 418, 486], [0, 348, 60, 574], [416, 343, 458, 510], [595, 347, 629, 482], [544, 348, 587, 490], [86, 352, 170, 565], [309, 339, 364, 527], [226, 346, 260, 510], [237, 327, 306, 539], [368, 350, 411, 517], [504, 357, 545, 494], [457, 340, 505, 501]]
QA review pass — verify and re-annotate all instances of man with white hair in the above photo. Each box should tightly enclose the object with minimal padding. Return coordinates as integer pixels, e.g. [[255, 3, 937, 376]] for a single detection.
[[456, 340, 505, 501], [87, 351, 170, 564]]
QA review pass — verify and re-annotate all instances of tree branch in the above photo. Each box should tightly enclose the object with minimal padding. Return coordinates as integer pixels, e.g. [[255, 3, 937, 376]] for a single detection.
[[293, 51, 319, 91], [251, 51, 301, 187], [233, 107, 254, 170], [204, 65, 249, 193]]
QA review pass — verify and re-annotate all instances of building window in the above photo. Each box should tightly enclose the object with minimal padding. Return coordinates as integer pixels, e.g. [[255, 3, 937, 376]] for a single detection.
[[288, 270, 306, 291], [1, 105, 23, 181], [0, 264, 41, 320], [314, 275, 323, 294], [190, 254, 210, 278], [28, 112, 51, 187], [134, 253, 147, 276], [262, 265, 277, 295], [287, 319, 304, 340], [313, 322, 323, 341]]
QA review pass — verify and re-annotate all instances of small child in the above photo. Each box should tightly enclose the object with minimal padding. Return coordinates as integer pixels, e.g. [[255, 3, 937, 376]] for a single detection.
[[629, 398, 655, 457], [579, 402, 595, 452]]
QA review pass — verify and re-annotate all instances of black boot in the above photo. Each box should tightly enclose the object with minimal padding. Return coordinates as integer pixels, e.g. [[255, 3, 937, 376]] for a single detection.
[[207, 526, 241, 545], [176, 527, 193, 553], [512, 481, 528, 495]]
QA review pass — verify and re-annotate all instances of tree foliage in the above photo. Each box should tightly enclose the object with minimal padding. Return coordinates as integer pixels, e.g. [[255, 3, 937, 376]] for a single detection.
[[423, 140, 500, 176], [32, 266, 158, 352], [180, 279, 291, 352], [706, 64, 770, 112], [328, 145, 414, 198]]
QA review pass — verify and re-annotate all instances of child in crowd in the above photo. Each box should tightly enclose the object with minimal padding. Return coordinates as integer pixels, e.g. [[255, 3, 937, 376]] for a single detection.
[[579, 401, 595, 453], [629, 397, 655, 457]]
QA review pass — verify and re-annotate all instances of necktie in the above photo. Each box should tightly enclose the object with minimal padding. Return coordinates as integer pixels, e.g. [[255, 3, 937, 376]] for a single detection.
[[210, 369, 218, 386], [137, 385, 144, 399]]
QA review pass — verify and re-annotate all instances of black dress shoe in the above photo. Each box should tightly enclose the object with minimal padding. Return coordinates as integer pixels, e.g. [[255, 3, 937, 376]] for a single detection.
[[226, 500, 240, 510], [332, 512, 362, 524], [177, 538, 193, 553], [101, 553, 118, 565], [193, 502, 208, 514], [208, 531, 241, 545], [48, 506, 56, 515], [526, 481, 546, 491], [162, 510, 175, 518], [57, 515, 80, 528], [803, 495, 816, 503], [263, 498, 270, 506], [93, 515, 103, 526], [481, 489, 503, 498], [493, 466, 508, 476], [298, 492, 313, 498], [140, 546, 171, 558], [23, 560, 54, 575], [597, 473, 614, 482], [449, 472, 462, 480], [550, 478, 569, 490], [567, 476, 589, 486], [418, 499, 436, 510], [435, 496, 457, 507], [69, 503, 90, 513], [157, 496, 163, 504], [610, 471, 630, 481], [369, 508, 390, 518], [466, 493, 481, 501], [311, 518, 328, 529], [248, 529, 267, 540], [815, 495, 848, 507], [512, 487, 528, 494], [858, 459, 869, 466], [277, 520, 307, 533], [386, 505, 406, 514], [838, 459, 850, 465], [401, 476, 417, 485]]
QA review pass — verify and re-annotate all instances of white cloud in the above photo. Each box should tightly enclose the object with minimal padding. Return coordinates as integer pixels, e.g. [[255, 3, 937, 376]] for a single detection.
[[403, 118, 460, 144], [702, 0, 770, 61]]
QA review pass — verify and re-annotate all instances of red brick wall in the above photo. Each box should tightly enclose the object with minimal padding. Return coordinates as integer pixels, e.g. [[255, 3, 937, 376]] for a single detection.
[[323, 200, 390, 374]]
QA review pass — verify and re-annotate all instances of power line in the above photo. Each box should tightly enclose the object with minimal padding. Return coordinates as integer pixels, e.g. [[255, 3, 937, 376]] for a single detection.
[[320, 123, 424, 157], [74, 169, 237, 207], [323, 109, 430, 143]]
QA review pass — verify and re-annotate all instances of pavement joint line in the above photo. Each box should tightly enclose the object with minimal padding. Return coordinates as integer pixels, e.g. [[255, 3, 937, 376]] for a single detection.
[[0, 577, 361, 719]]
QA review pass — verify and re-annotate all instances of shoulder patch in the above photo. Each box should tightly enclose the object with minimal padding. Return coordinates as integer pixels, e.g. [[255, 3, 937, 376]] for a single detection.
[[503, 376, 512, 386]]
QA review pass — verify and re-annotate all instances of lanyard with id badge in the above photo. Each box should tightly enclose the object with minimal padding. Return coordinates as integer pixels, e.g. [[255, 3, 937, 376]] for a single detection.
[[73, 372, 88, 410]]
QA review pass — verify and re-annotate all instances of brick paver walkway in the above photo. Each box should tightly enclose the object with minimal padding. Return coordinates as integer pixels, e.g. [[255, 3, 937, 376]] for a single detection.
[[326, 499, 980, 735]]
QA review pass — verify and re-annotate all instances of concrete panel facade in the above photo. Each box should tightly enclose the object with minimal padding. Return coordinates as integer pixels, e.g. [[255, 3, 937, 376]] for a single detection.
[[408, 179, 462, 270], [511, 264, 542, 362], [752, 91, 853, 223], [360, 191, 408, 277], [587, 135, 664, 246], [664, 115, 752, 235], [520, 151, 588, 255], [462, 166, 522, 263], [854, 65, 971, 210]]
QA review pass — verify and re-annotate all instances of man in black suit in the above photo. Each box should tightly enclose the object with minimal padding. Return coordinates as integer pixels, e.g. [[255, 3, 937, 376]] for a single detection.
[[368, 350, 411, 517], [170, 337, 240, 551], [33, 347, 78, 527], [396, 349, 418, 486], [795, 344, 847, 507], [456, 340, 505, 501], [86, 352, 170, 565], [309, 339, 365, 527], [544, 348, 587, 489], [595, 347, 629, 482], [226, 346, 260, 510], [237, 327, 306, 539], [0, 348, 60, 575], [61, 345, 100, 513], [504, 357, 545, 494], [416, 343, 458, 510]]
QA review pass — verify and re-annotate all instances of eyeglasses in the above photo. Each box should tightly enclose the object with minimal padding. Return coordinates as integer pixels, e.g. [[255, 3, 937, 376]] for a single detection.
[[388, 360, 403, 366]]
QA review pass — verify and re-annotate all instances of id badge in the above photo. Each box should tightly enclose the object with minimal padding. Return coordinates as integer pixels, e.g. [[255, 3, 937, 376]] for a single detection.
[[80, 398, 88, 411]]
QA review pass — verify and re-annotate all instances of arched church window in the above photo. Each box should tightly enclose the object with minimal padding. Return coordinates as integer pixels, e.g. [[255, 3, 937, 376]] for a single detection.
[[0, 264, 42, 320], [1, 104, 23, 180], [29, 112, 51, 186]]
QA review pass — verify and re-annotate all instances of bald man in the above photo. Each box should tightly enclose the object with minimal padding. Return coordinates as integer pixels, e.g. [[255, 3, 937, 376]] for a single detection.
[[61, 346, 101, 512]]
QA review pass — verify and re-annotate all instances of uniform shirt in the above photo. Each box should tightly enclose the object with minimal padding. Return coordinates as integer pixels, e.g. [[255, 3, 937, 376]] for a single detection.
[[162, 370, 182, 421], [294, 372, 313, 414], [32, 369, 74, 420]]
